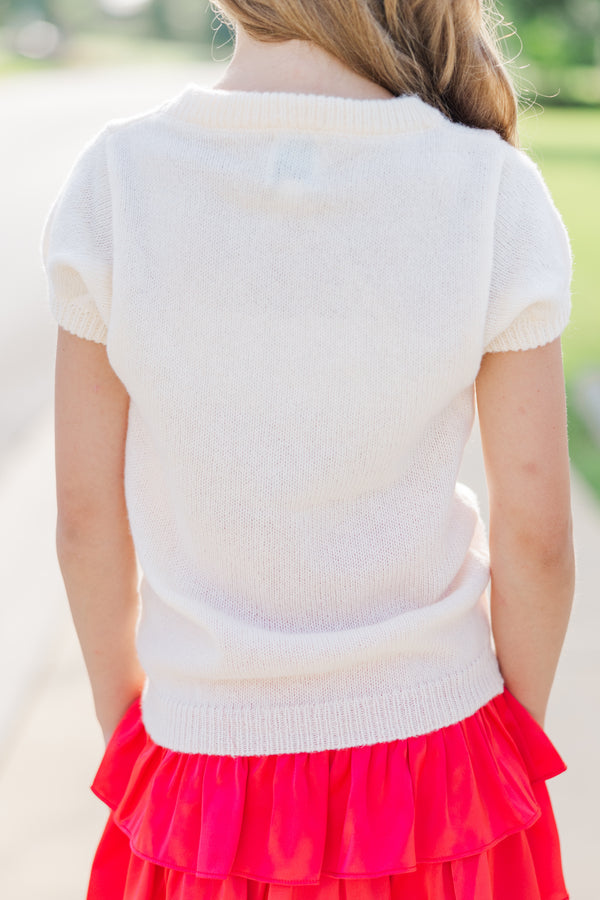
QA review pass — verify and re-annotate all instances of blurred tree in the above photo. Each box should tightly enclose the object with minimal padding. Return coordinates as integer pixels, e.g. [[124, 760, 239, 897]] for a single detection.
[[142, 0, 232, 45], [147, 0, 172, 39], [0, 0, 99, 28], [500, 0, 600, 65], [0, 0, 596, 70]]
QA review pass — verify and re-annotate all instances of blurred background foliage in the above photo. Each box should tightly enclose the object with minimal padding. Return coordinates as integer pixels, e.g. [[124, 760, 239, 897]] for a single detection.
[[0, 0, 600, 107], [0, 0, 233, 71]]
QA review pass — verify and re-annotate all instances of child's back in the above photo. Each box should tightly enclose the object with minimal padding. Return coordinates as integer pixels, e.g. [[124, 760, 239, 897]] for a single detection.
[[44, 85, 570, 754]]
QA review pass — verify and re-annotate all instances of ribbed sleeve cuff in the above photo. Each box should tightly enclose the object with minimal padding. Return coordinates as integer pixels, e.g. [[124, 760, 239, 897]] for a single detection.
[[51, 295, 108, 344], [484, 296, 571, 354]]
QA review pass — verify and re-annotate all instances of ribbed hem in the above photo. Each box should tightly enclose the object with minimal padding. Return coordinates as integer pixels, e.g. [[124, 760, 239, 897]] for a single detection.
[[484, 294, 571, 353], [51, 296, 108, 344], [164, 84, 446, 135], [141, 648, 505, 756]]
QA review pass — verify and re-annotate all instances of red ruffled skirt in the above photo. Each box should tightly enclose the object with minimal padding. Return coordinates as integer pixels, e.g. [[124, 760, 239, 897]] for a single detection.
[[87, 686, 569, 900]]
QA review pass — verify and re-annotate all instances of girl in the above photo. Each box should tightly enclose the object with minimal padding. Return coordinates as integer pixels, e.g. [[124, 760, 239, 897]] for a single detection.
[[41, 0, 575, 898]]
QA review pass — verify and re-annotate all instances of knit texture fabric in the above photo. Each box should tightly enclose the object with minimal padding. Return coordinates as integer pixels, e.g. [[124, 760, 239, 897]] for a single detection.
[[40, 85, 572, 756]]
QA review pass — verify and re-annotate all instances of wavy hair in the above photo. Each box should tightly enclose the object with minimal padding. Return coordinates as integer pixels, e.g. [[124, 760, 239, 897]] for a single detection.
[[210, 0, 520, 147]]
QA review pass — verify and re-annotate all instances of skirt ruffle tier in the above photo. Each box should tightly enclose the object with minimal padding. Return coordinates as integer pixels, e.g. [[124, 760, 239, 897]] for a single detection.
[[87, 686, 569, 900]]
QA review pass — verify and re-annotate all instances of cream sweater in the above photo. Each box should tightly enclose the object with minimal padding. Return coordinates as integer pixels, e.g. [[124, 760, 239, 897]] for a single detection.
[[41, 85, 572, 756]]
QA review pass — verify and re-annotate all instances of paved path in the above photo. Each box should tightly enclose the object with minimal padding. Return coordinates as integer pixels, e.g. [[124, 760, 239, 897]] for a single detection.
[[0, 62, 598, 900]]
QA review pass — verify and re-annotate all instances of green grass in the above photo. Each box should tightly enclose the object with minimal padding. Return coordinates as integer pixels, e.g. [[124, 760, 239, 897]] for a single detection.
[[511, 63, 600, 108], [518, 107, 600, 501]]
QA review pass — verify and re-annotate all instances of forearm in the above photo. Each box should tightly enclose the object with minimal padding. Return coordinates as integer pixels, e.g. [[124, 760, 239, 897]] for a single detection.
[[56, 517, 146, 744], [489, 525, 575, 729]]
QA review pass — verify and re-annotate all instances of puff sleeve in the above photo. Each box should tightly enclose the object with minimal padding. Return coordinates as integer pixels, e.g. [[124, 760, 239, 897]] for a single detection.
[[40, 125, 113, 344], [483, 144, 572, 354]]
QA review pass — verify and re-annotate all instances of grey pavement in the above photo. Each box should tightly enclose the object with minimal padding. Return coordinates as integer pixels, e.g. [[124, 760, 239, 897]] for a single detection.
[[0, 62, 598, 900]]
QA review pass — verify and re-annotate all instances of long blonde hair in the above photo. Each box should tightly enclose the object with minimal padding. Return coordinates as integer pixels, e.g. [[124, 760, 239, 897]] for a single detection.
[[210, 0, 520, 147]]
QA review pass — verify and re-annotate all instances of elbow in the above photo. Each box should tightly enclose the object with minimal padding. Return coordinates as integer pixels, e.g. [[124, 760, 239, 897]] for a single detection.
[[537, 509, 575, 565], [528, 529, 575, 570], [55, 508, 99, 554], [491, 509, 575, 569]]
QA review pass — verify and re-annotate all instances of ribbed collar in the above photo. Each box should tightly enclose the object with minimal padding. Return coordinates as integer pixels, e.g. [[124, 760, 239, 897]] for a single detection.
[[164, 83, 446, 135]]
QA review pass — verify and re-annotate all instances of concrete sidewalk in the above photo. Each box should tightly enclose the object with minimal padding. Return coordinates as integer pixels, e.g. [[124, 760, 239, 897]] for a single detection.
[[0, 406, 108, 898], [0, 401, 598, 899]]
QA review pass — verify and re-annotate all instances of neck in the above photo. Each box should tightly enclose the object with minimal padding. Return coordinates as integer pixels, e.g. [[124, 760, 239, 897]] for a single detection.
[[211, 24, 395, 101]]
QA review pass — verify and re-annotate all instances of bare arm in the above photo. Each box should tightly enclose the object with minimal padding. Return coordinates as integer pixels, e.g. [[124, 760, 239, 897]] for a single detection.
[[54, 326, 145, 745], [475, 336, 575, 729]]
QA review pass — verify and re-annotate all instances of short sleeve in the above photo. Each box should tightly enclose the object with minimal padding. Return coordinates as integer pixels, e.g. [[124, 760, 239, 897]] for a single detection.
[[483, 145, 572, 354], [40, 125, 113, 344]]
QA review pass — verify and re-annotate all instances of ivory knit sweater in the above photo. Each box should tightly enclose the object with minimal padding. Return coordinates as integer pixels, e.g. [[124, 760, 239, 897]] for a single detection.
[[41, 85, 572, 756]]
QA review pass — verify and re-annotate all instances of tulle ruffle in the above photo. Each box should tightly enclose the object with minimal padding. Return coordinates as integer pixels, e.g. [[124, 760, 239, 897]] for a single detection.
[[88, 687, 569, 900]]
